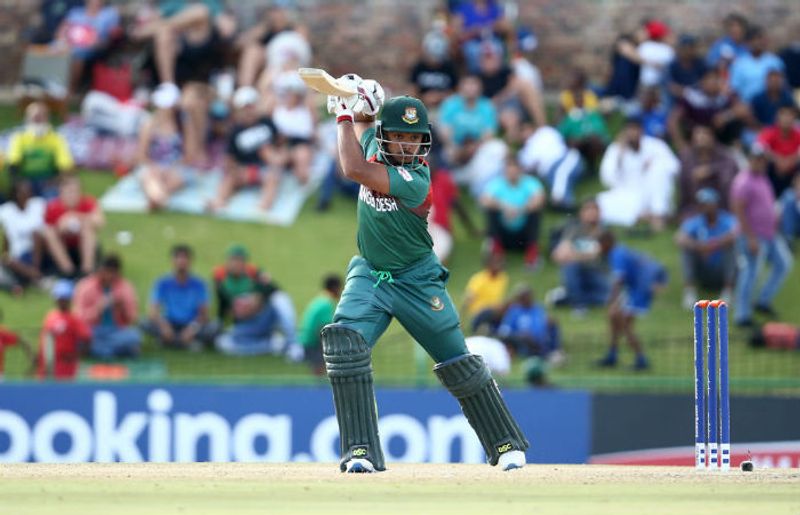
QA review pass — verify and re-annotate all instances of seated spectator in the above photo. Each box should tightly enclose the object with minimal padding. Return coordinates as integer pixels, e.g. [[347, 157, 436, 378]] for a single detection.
[[676, 189, 738, 309], [597, 230, 668, 370], [0, 309, 24, 380], [497, 284, 562, 362], [668, 68, 746, 152], [138, 83, 190, 210], [0, 181, 46, 292], [143, 244, 218, 350], [38, 279, 90, 379], [750, 68, 796, 127], [54, 0, 120, 94], [638, 86, 669, 140], [668, 34, 707, 100], [559, 68, 600, 116], [517, 123, 584, 211], [41, 175, 103, 277], [410, 29, 459, 109], [677, 124, 738, 219], [465, 334, 511, 377], [480, 155, 546, 267], [461, 252, 508, 334], [213, 245, 297, 355], [299, 274, 342, 375], [706, 13, 750, 68], [73, 254, 142, 358], [549, 197, 609, 309], [6, 102, 74, 198], [209, 87, 282, 211], [557, 71, 610, 168], [599, 115, 680, 231], [731, 148, 793, 327], [450, 0, 512, 74], [315, 119, 359, 211], [267, 72, 315, 186], [779, 39, 800, 95], [756, 105, 800, 196], [617, 19, 674, 90], [601, 33, 640, 106], [428, 167, 478, 264], [729, 26, 784, 103], [28, 0, 83, 44], [779, 174, 800, 248]]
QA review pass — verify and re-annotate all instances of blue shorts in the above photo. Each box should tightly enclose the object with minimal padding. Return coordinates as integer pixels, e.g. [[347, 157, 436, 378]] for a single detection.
[[621, 266, 668, 316]]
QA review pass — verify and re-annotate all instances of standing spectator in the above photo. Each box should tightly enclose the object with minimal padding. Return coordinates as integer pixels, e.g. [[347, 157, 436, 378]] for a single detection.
[[143, 244, 218, 350], [706, 13, 750, 68], [299, 274, 342, 374], [549, 197, 609, 310], [756, 105, 800, 196], [729, 26, 784, 103], [668, 34, 707, 100], [6, 102, 74, 198], [677, 124, 738, 219], [267, 72, 315, 187], [480, 155, 546, 267], [598, 115, 680, 231], [38, 280, 91, 379], [41, 175, 103, 277], [596, 230, 668, 371], [450, 0, 512, 74], [730, 148, 793, 326], [517, 123, 584, 211], [209, 87, 282, 211], [0, 181, 46, 291], [675, 188, 738, 309], [410, 30, 459, 109], [497, 284, 562, 361], [461, 252, 509, 334], [779, 174, 800, 248], [73, 254, 142, 358], [750, 69, 796, 127], [138, 82, 189, 210]]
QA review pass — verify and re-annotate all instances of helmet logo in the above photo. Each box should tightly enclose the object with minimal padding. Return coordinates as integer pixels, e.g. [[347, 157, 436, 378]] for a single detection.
[[402, 107, 419, 124]]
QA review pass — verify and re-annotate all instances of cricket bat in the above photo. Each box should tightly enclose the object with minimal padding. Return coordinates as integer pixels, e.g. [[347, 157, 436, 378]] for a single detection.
[[298, 68, 357, 96]]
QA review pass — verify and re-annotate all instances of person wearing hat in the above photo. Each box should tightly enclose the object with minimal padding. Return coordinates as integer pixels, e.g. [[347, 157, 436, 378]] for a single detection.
[[212, 244, 297, 356], [616, 19, 675, 89], [675, 188, 738, 309], [730, 145, 794, 327], [138, 82, 191, 211], [324, 75, 528, 473], [39, 279, 91, 379], [209, 86, 284, 212]]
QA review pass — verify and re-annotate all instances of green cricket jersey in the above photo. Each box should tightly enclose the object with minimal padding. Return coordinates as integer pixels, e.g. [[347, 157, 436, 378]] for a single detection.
[[356, 128, 433, 271]]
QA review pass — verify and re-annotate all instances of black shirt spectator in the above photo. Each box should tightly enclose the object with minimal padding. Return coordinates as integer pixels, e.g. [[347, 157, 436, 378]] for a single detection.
[[226, 117, 277, 166], [779, 42, 800, 90], [409, 30, 459, 109]]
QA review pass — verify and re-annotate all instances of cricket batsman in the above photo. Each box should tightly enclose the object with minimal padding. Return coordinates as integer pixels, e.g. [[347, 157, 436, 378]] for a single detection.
[[321, 74, 529, 473]]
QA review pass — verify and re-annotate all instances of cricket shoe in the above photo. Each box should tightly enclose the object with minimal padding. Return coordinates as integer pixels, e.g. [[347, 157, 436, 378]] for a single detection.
[[498, 450, 526, 471], [344, 458, 376, 473]]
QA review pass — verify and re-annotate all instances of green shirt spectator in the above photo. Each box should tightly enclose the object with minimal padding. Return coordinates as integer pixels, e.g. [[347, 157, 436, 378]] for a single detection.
[[299, 274, 342, 374]]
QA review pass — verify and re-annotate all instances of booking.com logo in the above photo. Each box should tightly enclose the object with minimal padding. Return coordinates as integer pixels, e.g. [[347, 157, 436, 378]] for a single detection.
[[0, 389, 484, 463]]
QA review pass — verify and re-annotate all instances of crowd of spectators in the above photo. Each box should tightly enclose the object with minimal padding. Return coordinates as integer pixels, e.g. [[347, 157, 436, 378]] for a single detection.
[[1, 1, 799, 378]]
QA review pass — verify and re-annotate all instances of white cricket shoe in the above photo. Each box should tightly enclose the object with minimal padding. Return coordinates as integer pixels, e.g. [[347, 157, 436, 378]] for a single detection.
[[344, 458, 376, 473], [498, 450, 526, 471]]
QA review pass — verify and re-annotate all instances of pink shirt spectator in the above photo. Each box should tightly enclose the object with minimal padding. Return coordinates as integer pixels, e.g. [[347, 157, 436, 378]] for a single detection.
[[730, 170, 777, 239], [73, 275, 139, 327]]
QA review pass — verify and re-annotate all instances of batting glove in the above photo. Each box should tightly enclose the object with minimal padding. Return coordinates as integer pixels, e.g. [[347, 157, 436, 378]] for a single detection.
[[357, 79, 385, 116]]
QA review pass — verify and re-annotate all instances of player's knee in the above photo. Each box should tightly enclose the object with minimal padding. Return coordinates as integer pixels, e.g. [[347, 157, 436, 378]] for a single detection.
[[320, 324, 371, 376], [433, 353, 491, 398]]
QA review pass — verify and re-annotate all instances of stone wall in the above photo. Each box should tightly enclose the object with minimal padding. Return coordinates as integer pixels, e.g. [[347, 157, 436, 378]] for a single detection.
[[2, 0, 799, 90]]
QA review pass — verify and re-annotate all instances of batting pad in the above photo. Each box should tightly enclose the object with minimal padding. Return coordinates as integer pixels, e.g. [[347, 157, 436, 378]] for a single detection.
[[321, 324, 386, 472], [434, 354, 530, 465]]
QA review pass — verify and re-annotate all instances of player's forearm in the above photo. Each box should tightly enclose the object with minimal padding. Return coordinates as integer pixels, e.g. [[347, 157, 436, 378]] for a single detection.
[[337, 122, 368, 179]]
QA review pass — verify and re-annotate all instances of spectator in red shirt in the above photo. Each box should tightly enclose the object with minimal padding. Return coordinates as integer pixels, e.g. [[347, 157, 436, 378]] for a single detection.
[[428, 167, 478, 264], [756, 105, 800, 195], [41, 175, 104, 277], [0, 316, 20, 380], [38, 280, 91, 379]]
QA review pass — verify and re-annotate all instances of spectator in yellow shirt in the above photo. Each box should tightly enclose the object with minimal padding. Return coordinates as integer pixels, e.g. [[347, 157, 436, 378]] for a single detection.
[[461, 252, 509, 334], [6, 103, 74, 199]]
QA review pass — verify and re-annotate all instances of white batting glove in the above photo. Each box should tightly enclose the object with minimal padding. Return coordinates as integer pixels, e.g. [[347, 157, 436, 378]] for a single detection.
[[330, 95, 356, 123], [357, 79, 385, 116]]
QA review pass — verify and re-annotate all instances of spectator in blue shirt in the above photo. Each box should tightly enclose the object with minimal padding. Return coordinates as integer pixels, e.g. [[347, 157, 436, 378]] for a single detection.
[[750, 69, 797, 127], [638, 87, 669, 140], [143, 244, 219, 349], [706, 13, 750, 68], [597, 230, 668, 370], [439, 74, 498, 148], [668, 34, 707, 100], [729, 26, 785, 103], [497, 284, 562, 362], [675, 188, 738, 310], [480, 155, 546, 268]]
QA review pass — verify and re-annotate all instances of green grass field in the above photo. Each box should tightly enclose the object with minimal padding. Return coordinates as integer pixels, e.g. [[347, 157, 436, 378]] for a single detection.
[[1, 108, 798, 391], [1, 463, 798, 515]]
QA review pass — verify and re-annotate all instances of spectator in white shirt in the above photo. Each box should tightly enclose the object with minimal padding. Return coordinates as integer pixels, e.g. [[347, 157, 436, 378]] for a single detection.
[[618, 20, 675, 89], [0, 181, 47, 291], [517, 124, 584, 211]]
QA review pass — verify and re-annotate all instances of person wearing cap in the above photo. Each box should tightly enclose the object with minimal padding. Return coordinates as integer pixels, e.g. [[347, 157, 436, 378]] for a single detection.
[[409, 29, 459, 109], [267, 71, 315, 186], [677, 124, 738, 219], [212, 244, 297, 355], [729, 26, 785, 103], [755, 105, 800, 196], [209, 86, 283, 212], [668, 34, 707, 99], [616, 19, 675, 89], [496, 284, 562, 362], [730, 146, 794, 327], [675, 188, 738, 309], [138, 82, 190, 211], [73, 254, 141, 358], [38, 279, 91, 379], [598, 114, 679, 231]]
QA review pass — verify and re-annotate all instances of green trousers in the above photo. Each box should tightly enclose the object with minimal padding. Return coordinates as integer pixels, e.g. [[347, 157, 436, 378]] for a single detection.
[[333, 253, 468, 363]]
